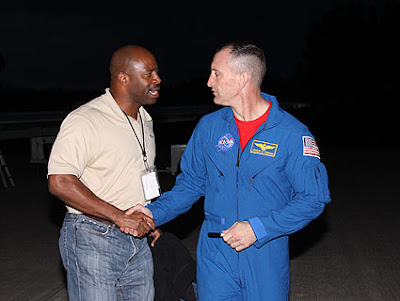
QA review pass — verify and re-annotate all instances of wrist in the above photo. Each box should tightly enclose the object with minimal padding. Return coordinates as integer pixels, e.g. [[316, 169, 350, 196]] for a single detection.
[[109, 208, 125, 227]]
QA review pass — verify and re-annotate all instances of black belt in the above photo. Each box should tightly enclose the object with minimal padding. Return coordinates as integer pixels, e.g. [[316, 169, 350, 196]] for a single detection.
[[83, 213, 114, 226]]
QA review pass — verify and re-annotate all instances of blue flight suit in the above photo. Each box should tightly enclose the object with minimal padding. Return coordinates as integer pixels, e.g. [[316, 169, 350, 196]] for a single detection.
[[147, 93, 331, 300]]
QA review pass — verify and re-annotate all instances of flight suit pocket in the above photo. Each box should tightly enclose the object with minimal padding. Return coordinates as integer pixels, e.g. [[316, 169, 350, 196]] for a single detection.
[[314, 162, 331, 204]]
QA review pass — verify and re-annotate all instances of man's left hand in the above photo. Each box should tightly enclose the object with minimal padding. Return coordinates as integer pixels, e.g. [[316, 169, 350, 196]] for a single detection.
[[149, 229, 162, 247], [222, 221, 257, 252]]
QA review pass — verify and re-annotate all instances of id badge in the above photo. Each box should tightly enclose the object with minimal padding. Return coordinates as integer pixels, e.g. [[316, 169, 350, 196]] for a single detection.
[[141, 167, 161, 201]]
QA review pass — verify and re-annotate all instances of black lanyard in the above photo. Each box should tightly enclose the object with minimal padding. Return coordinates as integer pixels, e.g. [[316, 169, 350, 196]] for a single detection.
[[121, 109, 149, 171]]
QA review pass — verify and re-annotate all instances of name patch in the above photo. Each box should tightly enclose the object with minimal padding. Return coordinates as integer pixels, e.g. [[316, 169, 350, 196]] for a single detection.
[[250, 140, 278, 157]]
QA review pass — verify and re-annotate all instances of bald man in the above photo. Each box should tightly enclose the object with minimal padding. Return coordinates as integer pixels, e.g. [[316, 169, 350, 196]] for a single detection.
[[48, 45, 160, 300]]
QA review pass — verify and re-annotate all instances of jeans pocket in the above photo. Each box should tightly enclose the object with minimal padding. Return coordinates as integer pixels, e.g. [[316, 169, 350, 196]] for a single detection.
[[76, 217, 111, 236], [58, 225, 68, 269]]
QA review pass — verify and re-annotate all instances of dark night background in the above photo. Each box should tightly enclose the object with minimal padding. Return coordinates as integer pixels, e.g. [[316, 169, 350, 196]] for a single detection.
[[1, 2, 400, 300], [1, 0, 399, 146]]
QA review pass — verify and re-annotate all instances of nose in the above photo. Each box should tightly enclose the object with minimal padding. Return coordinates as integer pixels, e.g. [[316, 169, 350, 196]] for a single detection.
[[153, 72, 161, 85], [207, 74, 214, 87]]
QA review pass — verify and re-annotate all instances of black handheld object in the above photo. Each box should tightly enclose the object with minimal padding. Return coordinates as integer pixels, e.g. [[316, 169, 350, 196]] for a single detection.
[[208, 232, 223, 238]]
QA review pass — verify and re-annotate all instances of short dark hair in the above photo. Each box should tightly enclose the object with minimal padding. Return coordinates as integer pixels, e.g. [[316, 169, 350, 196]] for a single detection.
[[217, 42, 267, 86]]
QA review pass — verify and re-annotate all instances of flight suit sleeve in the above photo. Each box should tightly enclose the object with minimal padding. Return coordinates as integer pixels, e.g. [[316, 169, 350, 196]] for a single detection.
[[147, 119, 207, 227], [249, 131, 331, 248]]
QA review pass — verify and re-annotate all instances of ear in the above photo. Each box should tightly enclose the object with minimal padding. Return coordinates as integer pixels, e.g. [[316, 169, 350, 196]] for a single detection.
[[239, 71, 249, 89], [118, 72, 129, 86]]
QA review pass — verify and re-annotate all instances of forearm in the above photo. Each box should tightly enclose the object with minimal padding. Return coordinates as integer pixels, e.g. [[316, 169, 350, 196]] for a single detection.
[[48, 174, 124, 224], [148, 188, 202, 227], [250, 196, 327, 248]]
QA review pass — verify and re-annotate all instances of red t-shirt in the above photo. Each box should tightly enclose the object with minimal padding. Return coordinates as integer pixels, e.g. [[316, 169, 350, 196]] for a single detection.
[[234, 102, 271, 151]]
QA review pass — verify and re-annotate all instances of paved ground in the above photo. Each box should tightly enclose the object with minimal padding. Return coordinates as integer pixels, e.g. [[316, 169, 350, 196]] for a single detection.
[[0, 139, 399, 300]]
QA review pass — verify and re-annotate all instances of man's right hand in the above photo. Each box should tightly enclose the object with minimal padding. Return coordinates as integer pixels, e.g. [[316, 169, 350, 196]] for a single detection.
[[120, 204, 154, 236], [116, 210, 155, 238]]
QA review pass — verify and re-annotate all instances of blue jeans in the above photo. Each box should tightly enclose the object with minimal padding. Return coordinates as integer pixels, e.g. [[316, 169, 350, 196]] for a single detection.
[[59, 212, 154, 301]]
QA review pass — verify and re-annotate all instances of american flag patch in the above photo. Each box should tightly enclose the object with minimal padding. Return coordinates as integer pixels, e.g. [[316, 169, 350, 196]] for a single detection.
[[302, 136, 320, 159]]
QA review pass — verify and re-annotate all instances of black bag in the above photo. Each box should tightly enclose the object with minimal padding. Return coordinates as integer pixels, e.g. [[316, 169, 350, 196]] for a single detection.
[[148, 232, 197, 301]]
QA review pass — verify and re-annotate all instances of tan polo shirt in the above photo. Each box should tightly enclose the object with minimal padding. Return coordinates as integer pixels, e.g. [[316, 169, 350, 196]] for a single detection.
[[48, 88, 156, 214]]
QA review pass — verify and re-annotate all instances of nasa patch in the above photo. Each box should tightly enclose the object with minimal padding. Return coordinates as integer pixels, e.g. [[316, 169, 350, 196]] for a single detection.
[[216, 133, 235, 151]]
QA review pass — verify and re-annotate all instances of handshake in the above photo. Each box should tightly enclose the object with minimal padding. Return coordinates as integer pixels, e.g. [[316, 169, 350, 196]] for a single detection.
[[117, 204, 155, 238]]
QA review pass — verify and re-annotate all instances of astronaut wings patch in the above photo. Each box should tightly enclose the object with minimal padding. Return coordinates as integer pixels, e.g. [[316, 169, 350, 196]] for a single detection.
[[302, 136, 320, 159]]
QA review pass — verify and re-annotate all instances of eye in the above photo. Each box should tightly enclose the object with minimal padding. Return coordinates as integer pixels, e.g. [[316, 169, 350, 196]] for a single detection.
[[145, 69, 159, 78]]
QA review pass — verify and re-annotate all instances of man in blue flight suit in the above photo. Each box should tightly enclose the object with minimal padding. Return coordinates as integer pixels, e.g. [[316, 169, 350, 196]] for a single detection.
[[124, 42, 331, 300]]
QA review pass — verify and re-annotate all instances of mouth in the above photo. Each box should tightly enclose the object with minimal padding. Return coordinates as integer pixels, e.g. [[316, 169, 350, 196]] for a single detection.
[[148, 86, 160, 98]]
